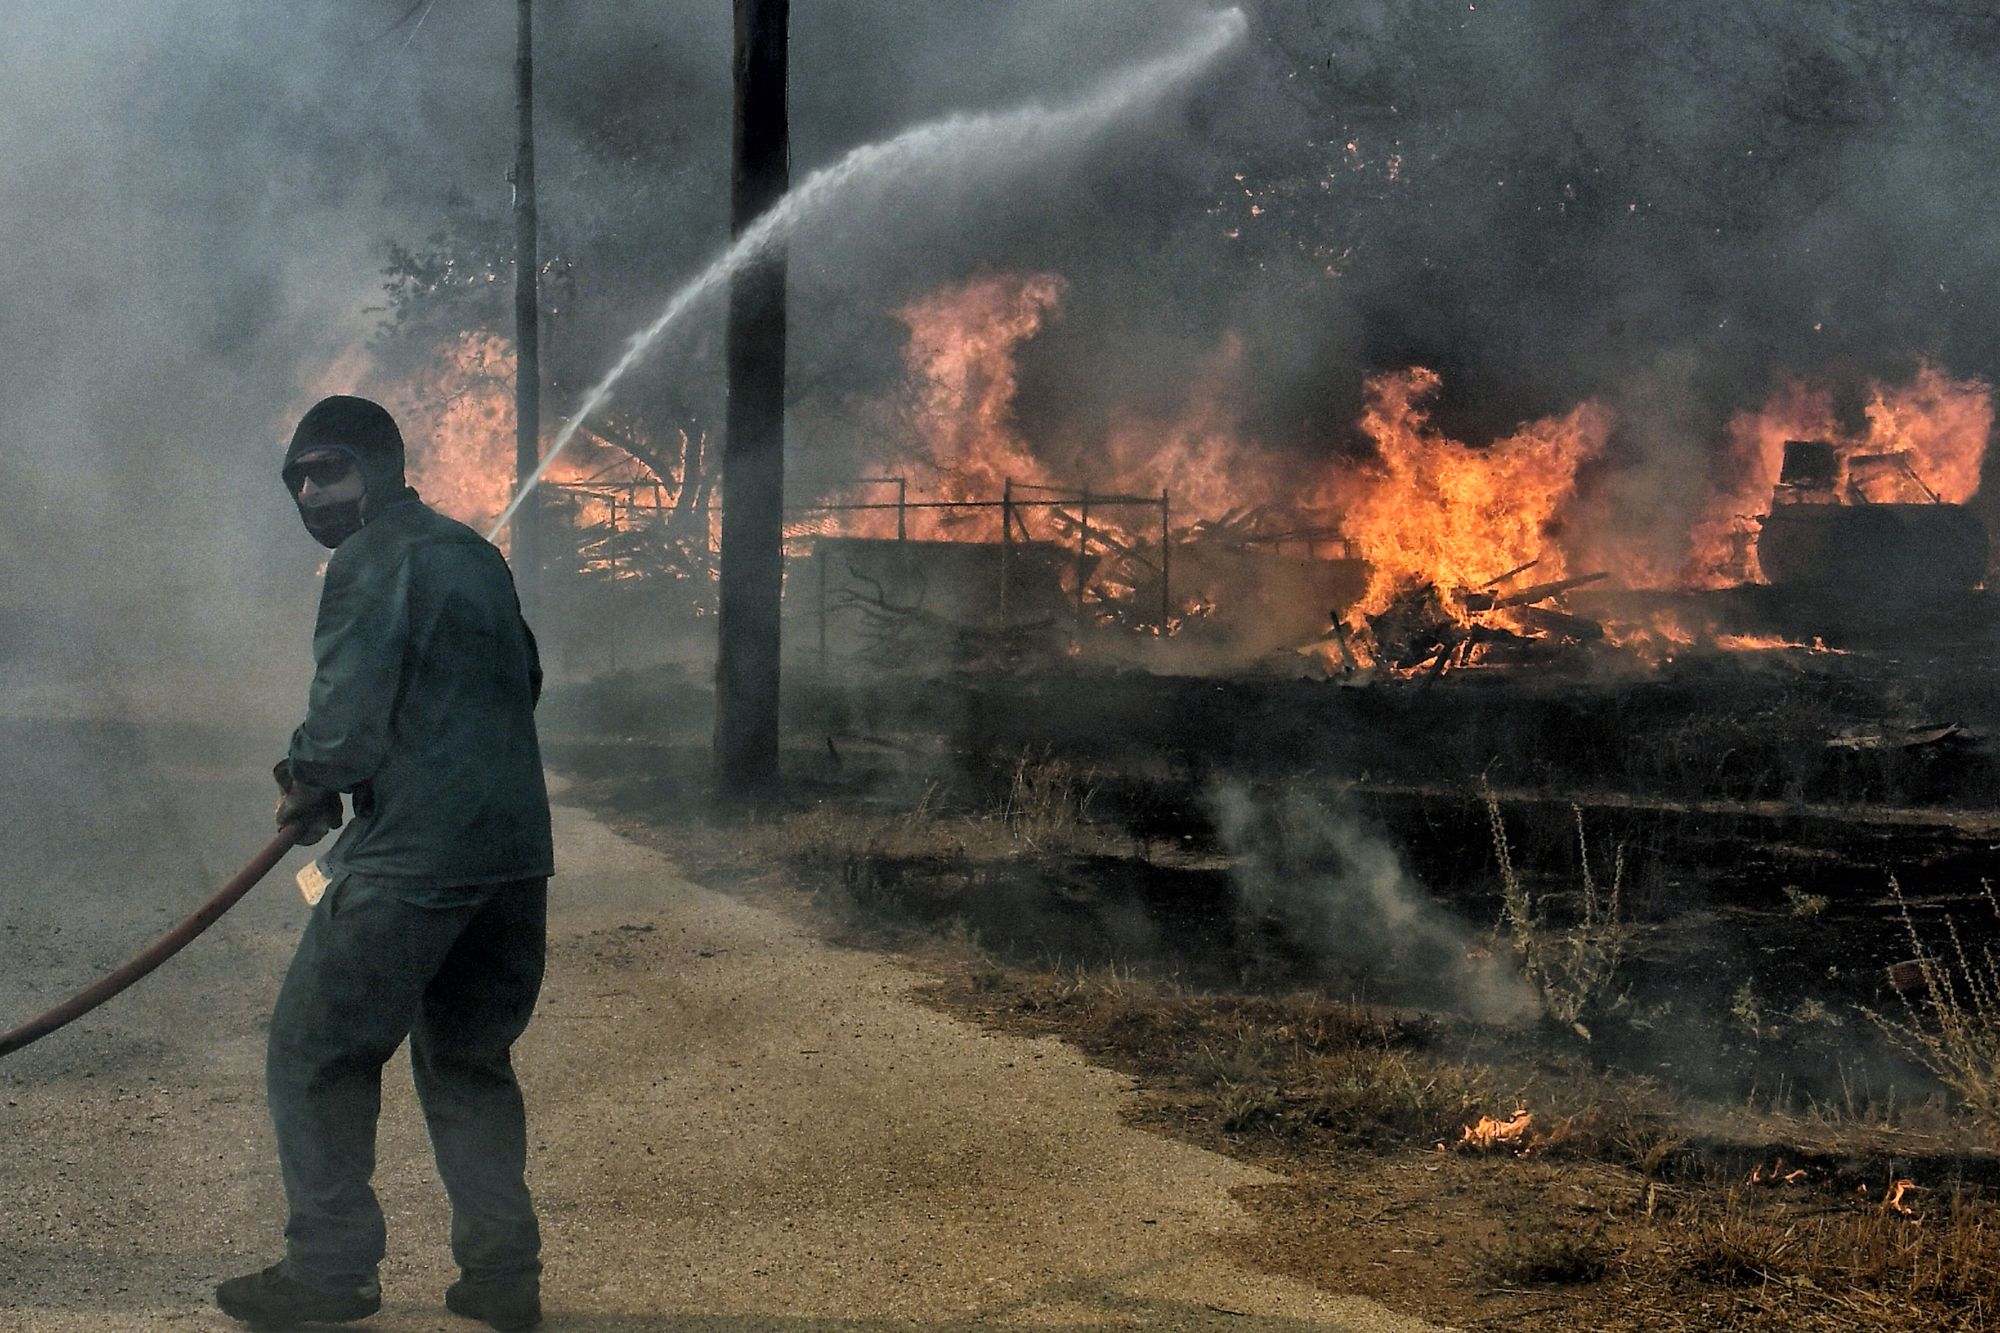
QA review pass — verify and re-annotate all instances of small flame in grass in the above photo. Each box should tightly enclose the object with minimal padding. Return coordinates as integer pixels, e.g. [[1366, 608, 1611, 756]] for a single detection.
[[1602, 609, 1703, 662], [1749, 1159, 1810, 1186], [1448, 1106, 1578, 1156], [1883, 1178, 1920, 1216], [1713, 633, 1809, 653], [1459, 1108, 1534, 1151]]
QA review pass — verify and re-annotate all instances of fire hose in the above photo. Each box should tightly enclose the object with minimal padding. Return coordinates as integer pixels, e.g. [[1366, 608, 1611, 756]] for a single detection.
[[0, 824, 306, 1059]]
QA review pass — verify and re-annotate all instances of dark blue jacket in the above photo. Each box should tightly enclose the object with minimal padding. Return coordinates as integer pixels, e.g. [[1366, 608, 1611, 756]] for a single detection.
[[288, 494, 554, 896]]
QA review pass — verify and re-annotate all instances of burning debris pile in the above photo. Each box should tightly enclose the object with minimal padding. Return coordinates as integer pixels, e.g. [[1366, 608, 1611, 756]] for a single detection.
[[312, 272, 1997, 678], [1352, 568, 1610, 677]]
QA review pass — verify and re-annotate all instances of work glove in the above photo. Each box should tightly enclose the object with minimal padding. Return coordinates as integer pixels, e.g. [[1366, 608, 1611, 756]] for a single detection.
[[272, 759, 344, 847]]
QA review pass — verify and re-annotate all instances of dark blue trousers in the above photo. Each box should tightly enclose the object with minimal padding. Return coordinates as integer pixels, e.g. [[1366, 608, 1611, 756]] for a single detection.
[[265, 873, 546, 1291]]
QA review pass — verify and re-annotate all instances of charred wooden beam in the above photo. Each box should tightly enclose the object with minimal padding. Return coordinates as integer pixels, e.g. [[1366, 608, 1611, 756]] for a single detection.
[[1461, 571, 1610, 612], [1516, 605, 1605, 643]]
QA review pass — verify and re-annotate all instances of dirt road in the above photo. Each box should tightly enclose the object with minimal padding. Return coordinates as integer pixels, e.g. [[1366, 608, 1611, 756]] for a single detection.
[[1, 736, 1440, 1332]]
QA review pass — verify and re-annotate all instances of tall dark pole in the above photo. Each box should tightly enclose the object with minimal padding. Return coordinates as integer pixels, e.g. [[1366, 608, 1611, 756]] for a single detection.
[[512, 0, 542, 612], [715, 0, 789, 794]]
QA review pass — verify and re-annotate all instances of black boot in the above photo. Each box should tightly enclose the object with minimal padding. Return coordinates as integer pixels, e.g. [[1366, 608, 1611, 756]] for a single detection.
[[214, 1262, 381, 1329], [445, 1274, 542, 1331]]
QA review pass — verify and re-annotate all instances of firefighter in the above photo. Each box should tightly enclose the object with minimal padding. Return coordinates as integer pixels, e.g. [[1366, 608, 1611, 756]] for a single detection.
[[215, 396, 553, 1332]]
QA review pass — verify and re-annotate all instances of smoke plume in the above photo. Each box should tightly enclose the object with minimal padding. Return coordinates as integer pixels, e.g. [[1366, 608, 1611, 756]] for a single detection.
[[1207, 780, 1535, 1022]]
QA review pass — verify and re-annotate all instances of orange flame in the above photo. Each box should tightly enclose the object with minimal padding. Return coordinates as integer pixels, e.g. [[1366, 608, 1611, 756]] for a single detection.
[[320, 276, 1991, 655], [893, 277, 1292, 547], [1458, 1108, 1535, 1151], [1326, 369, 1612, 619], [1882, 1178, 1920, 1216], [1749, 1159, 1809, 1186], [397, 332, 519, 531], [1101, 334, 1290, 522], [1712, 633, 1807, 652], [1602, 609, 1702, 662], [886, 273, 1680, 655], [1865, 366, 1991, 504], [898, 274, 1065, 519]]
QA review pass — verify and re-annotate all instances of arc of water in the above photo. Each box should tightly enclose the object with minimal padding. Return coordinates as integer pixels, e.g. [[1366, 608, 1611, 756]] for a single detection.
[[487, 7, 1248, 543]]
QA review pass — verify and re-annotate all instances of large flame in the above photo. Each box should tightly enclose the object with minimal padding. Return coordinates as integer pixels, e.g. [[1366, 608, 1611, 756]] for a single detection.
[[892, 276, 1295, 553], [891, 274, 1618, 643], [1324, 369, 1612, 618], [1101, 334, 1292, 522], [884, 275, 1992, 662], [898, 273, 1065, 515], [396, 331, 519, 531]]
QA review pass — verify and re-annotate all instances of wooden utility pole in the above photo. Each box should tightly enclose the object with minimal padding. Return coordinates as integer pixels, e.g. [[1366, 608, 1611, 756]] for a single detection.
[[715, 0, 789, 794], [512, 0, 542, 610]]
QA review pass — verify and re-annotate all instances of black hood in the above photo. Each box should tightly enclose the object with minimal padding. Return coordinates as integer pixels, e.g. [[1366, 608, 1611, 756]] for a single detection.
[[282, 395, 409, 503]]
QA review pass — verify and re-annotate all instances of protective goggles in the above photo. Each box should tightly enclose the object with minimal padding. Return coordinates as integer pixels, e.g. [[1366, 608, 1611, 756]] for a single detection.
[[283, 451, 360, 492]]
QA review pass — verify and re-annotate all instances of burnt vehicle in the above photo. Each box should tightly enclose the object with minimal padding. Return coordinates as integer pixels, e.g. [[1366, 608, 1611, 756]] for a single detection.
[[1755, 439, 1988, 600]]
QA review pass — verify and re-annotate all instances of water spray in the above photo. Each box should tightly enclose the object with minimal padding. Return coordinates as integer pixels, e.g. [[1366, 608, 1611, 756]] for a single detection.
[[486, 8, 1248, 543]]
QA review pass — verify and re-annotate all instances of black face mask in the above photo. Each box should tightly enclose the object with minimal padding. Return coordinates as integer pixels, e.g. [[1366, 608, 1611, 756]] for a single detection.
[[297, 496, 365, 549]]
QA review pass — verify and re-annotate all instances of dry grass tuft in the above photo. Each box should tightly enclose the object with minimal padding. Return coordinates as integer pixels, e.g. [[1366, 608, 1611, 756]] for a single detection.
[[1480, 1221, 1612, 1287], [577, 764, 2000, 1333], [1673, 1185, 2000, 1324], [957, 968, 1503, 1144], [1864, 878, 2000, 1144], [769, 753, 1114, 899], [1001, 750, 1100, 850], [1489, 793, 1630, 1040]]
